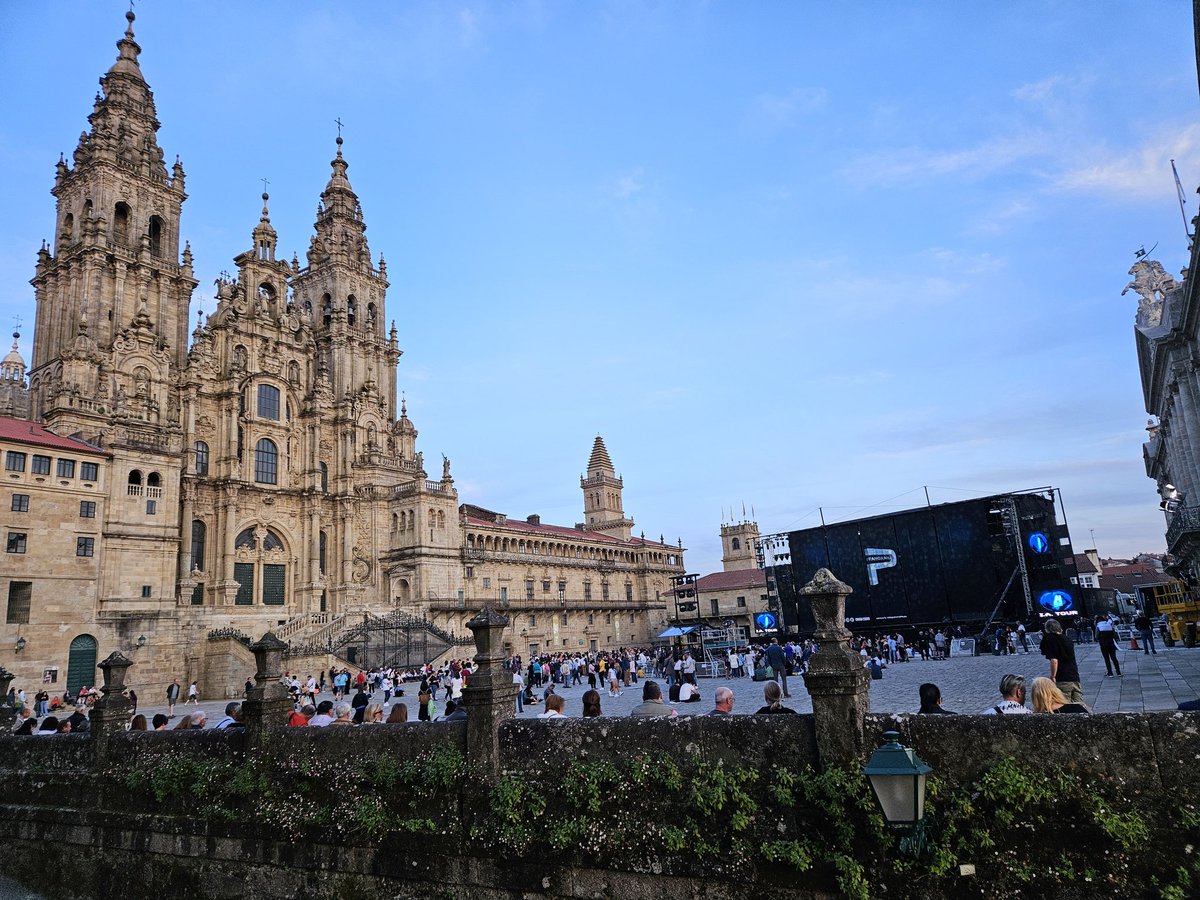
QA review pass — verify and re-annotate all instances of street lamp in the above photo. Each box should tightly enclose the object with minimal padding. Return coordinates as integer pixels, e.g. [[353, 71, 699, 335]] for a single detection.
[[14, 636, 26, 653], [863, 731, 932, 855], [136, 634, 147, 649]]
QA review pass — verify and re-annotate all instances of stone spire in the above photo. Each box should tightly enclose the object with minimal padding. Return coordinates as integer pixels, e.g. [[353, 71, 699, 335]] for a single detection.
[[251, 191, 278, 261], [581, 435, 633, 540], [307, 135, 372, 268]]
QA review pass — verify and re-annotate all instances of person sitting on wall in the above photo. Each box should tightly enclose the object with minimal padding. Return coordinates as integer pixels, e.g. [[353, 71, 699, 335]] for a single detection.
[[629, 680, 676, 718], [66, 706, 90, 735], [444, 696, 468, 722], [189, 711, 208, 729], [214, 702, 243, 729], [866, 655, 886, 681], [287, 704, 313, 727], [917, 683, 955, 714], [309, 700, 335, 727], [327, 702, 354, 726], [754, 680, 797, 715], [521, 684, 539, 707], [1029, 677, 1089, 714], [11, 708, 36, 735], [152, 714, 170, 731], [537, 694, 566, 719], [705, 686, 735, 716], [981, 674, 1031, 715]]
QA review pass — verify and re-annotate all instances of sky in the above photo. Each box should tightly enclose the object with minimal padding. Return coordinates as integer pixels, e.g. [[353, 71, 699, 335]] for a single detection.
[[1, 1, 1197, 576]]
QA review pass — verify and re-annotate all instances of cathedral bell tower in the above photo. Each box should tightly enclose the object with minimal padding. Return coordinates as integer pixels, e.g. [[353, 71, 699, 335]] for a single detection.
[[27, 9, 196, 437], [581, 435, 634, 540], [290, 136, 399, 413]]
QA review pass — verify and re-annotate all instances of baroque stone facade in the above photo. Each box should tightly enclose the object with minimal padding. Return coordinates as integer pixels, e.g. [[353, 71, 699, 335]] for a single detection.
[[0, 11, 683, 697], [1132, 249, 1200, 585]]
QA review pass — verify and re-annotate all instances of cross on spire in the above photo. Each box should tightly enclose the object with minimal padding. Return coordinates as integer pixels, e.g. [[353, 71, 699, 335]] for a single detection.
[[261, 176, 270, 194], [335, 117, 344, 138]]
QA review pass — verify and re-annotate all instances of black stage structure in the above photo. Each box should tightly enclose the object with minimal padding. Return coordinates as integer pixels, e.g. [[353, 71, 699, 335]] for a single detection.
[[760, 488, 1081, 635]]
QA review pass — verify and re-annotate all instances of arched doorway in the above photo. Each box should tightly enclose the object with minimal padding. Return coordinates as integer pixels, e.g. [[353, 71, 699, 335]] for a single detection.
[[66, 634, 98, 695]]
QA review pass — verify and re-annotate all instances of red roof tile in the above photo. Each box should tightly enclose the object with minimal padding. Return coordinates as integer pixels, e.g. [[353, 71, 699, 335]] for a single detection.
[[0, 416, 109, 456]]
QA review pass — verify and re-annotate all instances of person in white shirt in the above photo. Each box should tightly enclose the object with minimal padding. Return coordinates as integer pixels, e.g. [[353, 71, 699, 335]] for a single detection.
[[981, 674, 1031, 715], [678, 681, 701, 703]]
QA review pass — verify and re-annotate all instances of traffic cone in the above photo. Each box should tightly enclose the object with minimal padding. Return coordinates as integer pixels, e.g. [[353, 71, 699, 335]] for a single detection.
[[1129, 634, 1140, 650]]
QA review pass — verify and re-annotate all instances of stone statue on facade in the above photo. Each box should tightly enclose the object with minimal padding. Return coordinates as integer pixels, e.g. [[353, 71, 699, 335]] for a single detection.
[[1123, 258, 1179, 328]]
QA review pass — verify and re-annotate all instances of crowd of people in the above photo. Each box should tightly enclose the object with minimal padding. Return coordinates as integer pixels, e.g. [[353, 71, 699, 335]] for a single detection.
[[7, 612, 1194, 735]]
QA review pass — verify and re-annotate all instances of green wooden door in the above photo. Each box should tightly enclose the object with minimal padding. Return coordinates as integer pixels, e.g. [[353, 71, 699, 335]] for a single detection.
[[234, 563, 255, 605], [66, 634, 98, 695]]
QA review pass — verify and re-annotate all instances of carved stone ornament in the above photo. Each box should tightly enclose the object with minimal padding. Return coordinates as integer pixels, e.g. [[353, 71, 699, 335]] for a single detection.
[[352, 546, 372, 583]]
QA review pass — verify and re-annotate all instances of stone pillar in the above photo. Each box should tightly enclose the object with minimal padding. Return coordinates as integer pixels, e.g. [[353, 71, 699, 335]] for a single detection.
[[242, 632, 292, 747], [461, 606, 518, 776], [0, 666, 15, 727], [800, 568, 871, 769], [90, 651, 135, 746]]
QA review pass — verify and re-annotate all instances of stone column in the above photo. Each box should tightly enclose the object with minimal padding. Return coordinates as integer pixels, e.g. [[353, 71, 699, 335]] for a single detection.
[[242, 632, 292, 748], [461, 606, 518, 776], [90, 651, 135, 750], [800, 568, 871, 769], [0, 666, 15, 727]]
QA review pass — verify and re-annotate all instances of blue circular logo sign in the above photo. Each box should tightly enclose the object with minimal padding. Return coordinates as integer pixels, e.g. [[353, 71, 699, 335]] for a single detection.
[[1038, 590, 1073, 612], [1028, 532, 1050, 554], [755, 612, 778, 631]]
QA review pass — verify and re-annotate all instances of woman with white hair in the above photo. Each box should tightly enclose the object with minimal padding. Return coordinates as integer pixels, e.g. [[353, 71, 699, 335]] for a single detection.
[[328, 702, 354, 726]]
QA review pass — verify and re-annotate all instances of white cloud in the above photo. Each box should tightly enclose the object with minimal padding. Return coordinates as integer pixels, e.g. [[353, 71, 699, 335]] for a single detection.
[[1055, 123, 1200, 200], [749, 87, 827, 132], [848, 132, 1049, 187], [610, 169, 646, 200]]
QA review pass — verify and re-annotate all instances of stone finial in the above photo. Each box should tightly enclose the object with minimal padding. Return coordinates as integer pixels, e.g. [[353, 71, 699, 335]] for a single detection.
[[799, 567, 854, 642], [97, 651, 134, 696], [249, 632, 287, 687], [799, 568, 871, 769], [462, 606, 518, 775]]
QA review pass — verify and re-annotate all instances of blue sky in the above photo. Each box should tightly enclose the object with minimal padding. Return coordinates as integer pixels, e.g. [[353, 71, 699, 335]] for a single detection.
[[1, 1, 1197, 575]]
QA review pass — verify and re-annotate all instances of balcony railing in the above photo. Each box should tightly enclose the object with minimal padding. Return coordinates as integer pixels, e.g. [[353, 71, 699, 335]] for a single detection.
[[1166, 504, 1200, 552], [426, 596, 664, 612]]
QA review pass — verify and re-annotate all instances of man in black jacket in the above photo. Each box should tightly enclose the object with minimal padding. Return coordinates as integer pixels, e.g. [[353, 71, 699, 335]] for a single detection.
[[1041, 619, 1083, 704], [917, 682, 955, 714], [765, 638, 790, 698]]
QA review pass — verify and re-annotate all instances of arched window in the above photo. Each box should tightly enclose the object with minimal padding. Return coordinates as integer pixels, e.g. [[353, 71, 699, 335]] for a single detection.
[[322, 294, 332, 328], [731, 537, 740, 550], [148, 215, 163, 257], [319, 531, 327, 575], [347, 295, 357, 326], [191, 520, 206, 571], [257, 384, 280, 420], [128, 470, 142, 486], [319, 461, 328, 492], [113, 202, 130, 244], [367, 302, 377, 330], [255, 438, 278, 484], [147, 472, 161, 488], [63, 212, 74, 243], [194, 441, 209, 476], [83, 199, 93, 220]]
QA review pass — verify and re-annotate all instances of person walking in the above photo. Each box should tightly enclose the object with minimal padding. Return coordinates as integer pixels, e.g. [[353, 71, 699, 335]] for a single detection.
[[1095, 614, 1122, 677], [1040, 619, 1084, 704], [166, 679, 180, 718], [185, 681, 199, 705], [1134, 612, 1158, 656]]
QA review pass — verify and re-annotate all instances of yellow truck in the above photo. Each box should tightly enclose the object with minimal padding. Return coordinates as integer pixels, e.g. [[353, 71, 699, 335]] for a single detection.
[[1139, 582, 1200, 646]]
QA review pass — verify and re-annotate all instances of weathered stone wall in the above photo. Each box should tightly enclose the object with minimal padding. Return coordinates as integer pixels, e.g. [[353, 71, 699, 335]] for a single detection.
[[0, 713, 1197, 900]]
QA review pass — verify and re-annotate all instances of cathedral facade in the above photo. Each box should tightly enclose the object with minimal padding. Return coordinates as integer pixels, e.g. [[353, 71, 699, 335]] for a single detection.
[[1, 12, 683, 697]]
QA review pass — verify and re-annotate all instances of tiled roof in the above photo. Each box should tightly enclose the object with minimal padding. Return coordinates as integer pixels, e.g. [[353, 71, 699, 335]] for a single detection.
[[691, 569, 766, 592], [461, 514, 676, 550], [0, 416, 109, 456]]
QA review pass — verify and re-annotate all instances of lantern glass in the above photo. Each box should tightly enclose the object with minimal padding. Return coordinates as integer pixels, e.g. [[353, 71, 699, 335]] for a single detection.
[[868, 771, 917, 825]]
